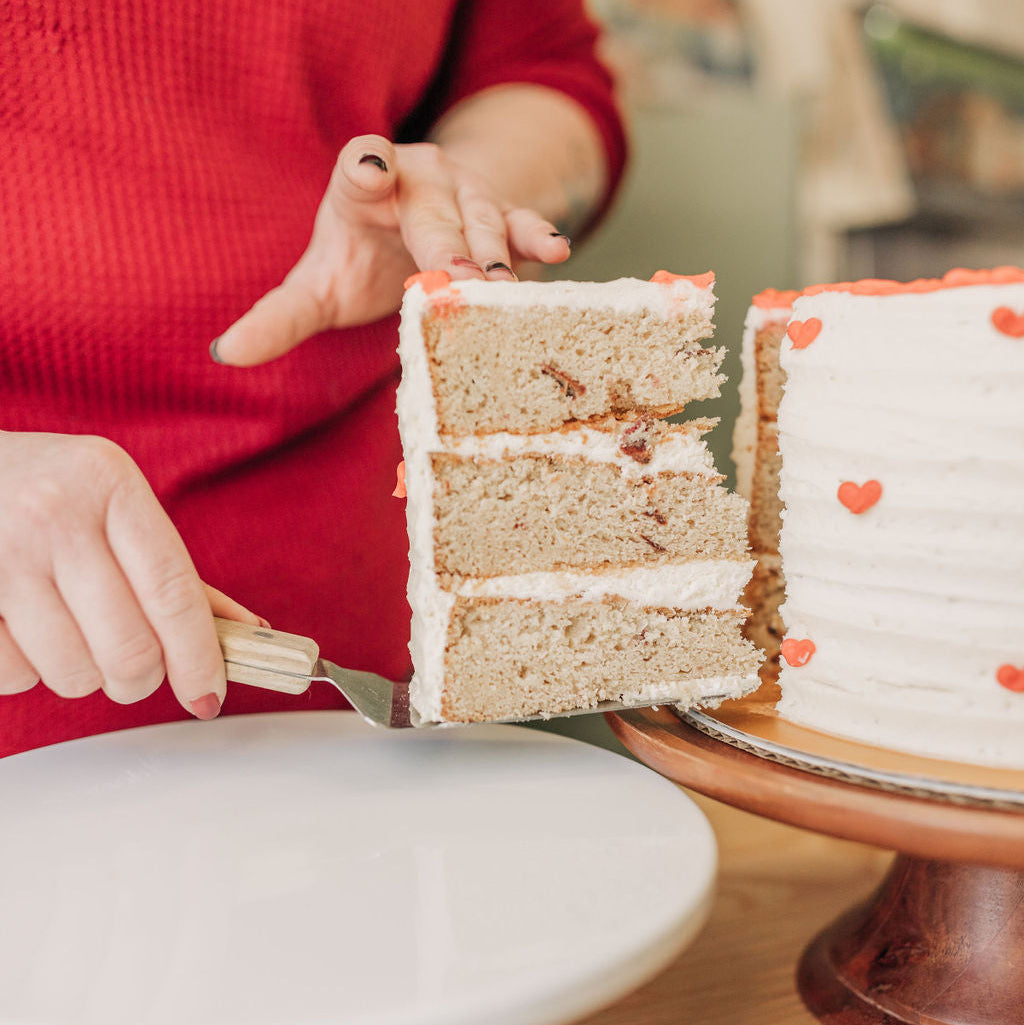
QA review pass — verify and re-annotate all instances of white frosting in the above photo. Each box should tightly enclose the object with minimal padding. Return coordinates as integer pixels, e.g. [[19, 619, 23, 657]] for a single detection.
[[454, 561, 753, 607], [732, 303, 792, 500], [404, 275, 716, 319], [397, 276, 749, 724], [628, 672, 759, 707], [446, 424, 718, 478], [776, 282, 1024, 767]]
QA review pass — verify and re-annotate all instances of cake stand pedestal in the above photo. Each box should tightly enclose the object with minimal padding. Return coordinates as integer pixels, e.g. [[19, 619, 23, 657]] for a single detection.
[[607, 706, 1024, 1025]]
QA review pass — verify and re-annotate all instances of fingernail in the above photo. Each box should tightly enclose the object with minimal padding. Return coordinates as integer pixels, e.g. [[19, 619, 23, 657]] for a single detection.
[[359, 153, 388, 173], [257, 617, 272, 629], [484, 261, 518, 281], [550, 232, 572, 249], [189, 693, 222, 720], [209, 338, 225, 364], [451, 256, 483, 272]]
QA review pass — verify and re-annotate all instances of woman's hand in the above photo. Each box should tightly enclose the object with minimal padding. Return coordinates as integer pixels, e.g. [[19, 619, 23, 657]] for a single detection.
[[211, 133, 573, 368], [0, 431, 264, 717]]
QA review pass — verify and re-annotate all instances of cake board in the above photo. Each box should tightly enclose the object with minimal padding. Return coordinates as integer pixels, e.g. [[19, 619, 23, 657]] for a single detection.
[[0, 711, 720, 1025], [607, 693, 1024, 1025]]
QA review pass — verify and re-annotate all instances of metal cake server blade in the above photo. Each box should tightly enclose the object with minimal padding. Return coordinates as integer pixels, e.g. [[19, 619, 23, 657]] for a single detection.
[[216, 618, 727, 730]]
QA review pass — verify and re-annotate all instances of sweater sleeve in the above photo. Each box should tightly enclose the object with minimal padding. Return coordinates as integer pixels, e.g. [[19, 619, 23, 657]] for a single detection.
[[397, 0, 628, 220]]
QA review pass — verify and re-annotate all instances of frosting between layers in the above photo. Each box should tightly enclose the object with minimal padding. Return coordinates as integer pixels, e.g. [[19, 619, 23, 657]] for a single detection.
[[446, 423, 719, 478], [776, 279, 1024, 766], [453, 561, 754, 607]]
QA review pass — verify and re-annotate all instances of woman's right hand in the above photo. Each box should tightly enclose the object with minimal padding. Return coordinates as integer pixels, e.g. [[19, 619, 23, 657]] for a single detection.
[[0, 431, 262, 717]]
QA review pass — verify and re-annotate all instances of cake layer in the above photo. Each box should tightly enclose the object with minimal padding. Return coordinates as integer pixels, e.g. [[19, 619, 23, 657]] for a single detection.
[[776, 277, 1024, 767], [408, 562, 757, 719], [402, 276, 722, 436], [432, 453, 748, 578], [740, 554, 784, 685], [432, 597, 761, 722], [752, 322, 788, 420], [732, 300, 792, 504], [746, 423, 782, 556], [733, 295, 794, 689]]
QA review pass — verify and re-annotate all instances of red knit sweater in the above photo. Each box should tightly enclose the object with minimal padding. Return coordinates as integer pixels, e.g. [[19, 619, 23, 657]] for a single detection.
[[0, 0, 625, 756]]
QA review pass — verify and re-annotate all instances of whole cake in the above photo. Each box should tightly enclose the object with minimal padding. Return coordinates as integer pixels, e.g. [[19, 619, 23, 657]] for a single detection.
[[397, 270, 762, 724], [739, 267, 1024, 768]]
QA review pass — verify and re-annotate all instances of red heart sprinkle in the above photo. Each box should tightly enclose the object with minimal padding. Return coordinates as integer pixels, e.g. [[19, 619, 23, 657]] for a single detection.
[[787, 318, 822, 349], [837, 480, 882, 514], [992, 307, 1024, 338], [997, 665, 1024, 692], [781, 638, 816, 668]]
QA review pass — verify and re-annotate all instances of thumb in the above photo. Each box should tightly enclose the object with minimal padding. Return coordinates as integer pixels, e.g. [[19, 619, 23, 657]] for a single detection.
[[210, 263, 331, 367], [210, 136, 400, 368]]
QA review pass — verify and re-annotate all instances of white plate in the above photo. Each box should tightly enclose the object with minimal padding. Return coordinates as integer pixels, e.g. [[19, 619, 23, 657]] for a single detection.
[[0, 712, 716, 1025]]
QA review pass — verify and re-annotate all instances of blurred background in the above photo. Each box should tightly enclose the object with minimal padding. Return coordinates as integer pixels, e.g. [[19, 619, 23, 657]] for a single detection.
[[540, 0, 1024, 751], [548, 0, 1024, 482]]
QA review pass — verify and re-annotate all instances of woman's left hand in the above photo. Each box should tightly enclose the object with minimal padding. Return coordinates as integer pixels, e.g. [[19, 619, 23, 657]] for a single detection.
[[211, 134, 571, 367]]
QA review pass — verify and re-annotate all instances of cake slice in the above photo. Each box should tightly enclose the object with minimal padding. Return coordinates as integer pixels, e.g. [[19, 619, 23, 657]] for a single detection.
[[397, 270, 762, 724], [731, 288, 798, 686]]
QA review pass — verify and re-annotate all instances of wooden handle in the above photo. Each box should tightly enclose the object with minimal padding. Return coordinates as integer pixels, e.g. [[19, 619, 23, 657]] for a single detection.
[[215, 618, 319, 695]]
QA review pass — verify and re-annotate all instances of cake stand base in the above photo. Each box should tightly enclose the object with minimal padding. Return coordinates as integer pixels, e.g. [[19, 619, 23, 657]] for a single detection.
[[799, 854, 1024, 1024], [607, 707, 1024, 1025]]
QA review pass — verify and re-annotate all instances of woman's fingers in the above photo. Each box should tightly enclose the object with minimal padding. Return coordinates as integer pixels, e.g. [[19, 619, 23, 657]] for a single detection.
[[52, 531, 166, 705], [504, 207, 572, 264], [0, 433, 266, 718], [204, 583, 268, 628], [0, 619, 39, 696], [2, 584, 105, 699], [396, 144, 485, 280], [212, 136, 403, 369], [106, 473, 227, 719], [210, 137, 578, 369], [457, 184, 517, 281]]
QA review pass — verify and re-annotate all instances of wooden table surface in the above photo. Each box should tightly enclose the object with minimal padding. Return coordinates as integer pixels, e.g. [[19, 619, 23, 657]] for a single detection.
[[578, 789, 893, 1025]]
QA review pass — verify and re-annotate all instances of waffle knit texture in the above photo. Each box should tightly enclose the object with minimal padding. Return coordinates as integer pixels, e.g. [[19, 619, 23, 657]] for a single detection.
[[0, 0, 626, 756]]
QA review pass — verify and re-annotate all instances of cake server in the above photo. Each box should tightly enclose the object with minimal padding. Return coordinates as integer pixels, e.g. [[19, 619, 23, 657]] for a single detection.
[[216, 618, 726, 729]]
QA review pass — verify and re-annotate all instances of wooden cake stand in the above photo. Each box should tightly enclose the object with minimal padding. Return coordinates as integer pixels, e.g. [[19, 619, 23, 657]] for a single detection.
[[608, 688, 1024, 1025]]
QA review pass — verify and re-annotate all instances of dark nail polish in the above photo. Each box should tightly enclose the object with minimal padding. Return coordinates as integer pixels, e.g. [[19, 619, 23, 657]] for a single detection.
[[189, 693, 222, 721], [209, 338, 225, 364], [359, 153, 388, 173], [550, 232, 572, 248], [451, 256, 483, 272], [484, 261, 518, 280]]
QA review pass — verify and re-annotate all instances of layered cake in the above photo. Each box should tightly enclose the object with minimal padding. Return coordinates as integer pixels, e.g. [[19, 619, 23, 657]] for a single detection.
[[731, 289, 797, 685], [737, 267, 1024, 768], [397, 270, 762, 724]]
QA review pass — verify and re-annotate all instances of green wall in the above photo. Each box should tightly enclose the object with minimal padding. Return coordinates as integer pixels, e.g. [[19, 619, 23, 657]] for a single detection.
[[547, 96, 800, 483]]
